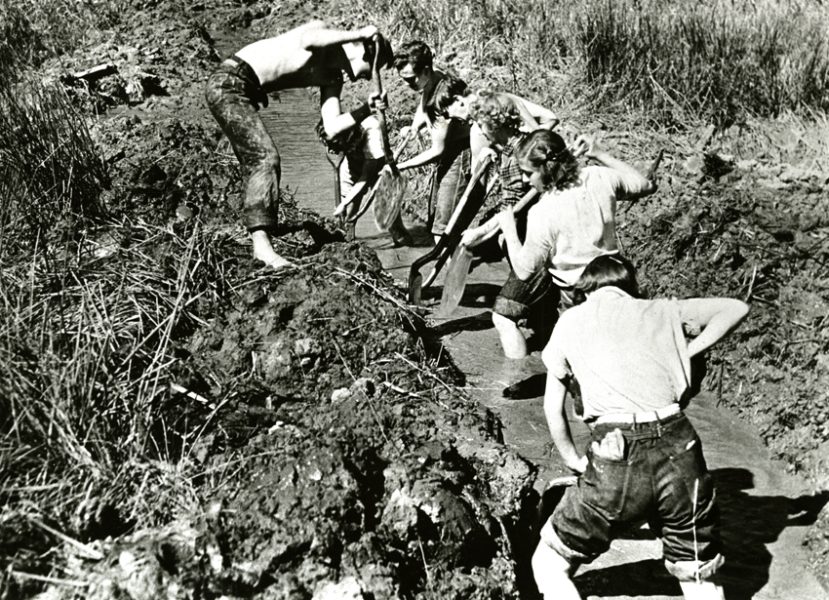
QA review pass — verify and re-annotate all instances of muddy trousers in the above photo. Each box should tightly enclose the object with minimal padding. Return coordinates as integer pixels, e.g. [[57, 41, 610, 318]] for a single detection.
[[205, 60, 280, 232]]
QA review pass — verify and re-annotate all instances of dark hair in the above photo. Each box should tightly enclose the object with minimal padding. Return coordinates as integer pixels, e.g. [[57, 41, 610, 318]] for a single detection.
[[573, 254, 639, 304], [392, 40, 433, 72], [430, 73, 471, 117], [366, 35, 395, 70], [315, 118, 362, 155], [515, 129, 580, 191]]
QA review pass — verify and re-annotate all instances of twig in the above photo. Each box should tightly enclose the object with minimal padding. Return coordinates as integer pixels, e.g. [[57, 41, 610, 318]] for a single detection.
[[27, 516, 104, 560], [10, 570, 87, 588], [744, 264, 757, 302]]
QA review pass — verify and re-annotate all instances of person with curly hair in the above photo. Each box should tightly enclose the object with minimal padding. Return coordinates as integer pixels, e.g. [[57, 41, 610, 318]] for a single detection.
[[488, 130, 656, 358], [205, 21, 393, 269]]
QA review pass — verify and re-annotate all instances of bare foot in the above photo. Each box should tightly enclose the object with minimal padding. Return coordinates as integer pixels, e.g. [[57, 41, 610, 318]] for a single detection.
[[251, 230, 294, 270]]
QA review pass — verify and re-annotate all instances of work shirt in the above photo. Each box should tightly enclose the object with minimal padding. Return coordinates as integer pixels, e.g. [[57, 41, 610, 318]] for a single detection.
[[511, 165, 651, 287], [496, 135, 527, 208], [542, 287, 698, 419]]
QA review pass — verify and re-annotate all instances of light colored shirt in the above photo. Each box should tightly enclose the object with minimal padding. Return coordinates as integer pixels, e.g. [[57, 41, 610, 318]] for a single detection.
[[512, 165, 651, 287], [542, 287, 698, 419]]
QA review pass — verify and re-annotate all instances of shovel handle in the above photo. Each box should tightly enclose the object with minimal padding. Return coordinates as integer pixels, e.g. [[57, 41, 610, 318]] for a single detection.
[[371, 35, 399, 176]]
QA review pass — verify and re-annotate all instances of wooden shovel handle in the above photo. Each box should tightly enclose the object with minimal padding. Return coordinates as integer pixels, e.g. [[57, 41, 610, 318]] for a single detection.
[[371, 35, 399, 176]]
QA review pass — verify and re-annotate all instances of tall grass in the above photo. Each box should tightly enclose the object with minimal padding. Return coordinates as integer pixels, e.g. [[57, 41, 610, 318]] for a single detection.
[[0, 0, 120, 83], [359, 0, 829, 124], [0, 82, 109, 259]]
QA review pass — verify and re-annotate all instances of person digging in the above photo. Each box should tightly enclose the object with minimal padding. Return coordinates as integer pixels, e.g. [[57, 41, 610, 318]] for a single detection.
[[533, 253, 749, 600], [390, 40, 474, 244], [470, 130, 656, 359], [205, 20, 393, 269]]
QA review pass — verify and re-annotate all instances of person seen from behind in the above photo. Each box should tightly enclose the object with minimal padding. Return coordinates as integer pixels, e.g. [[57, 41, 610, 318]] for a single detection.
[[534, 254, 749, 600]]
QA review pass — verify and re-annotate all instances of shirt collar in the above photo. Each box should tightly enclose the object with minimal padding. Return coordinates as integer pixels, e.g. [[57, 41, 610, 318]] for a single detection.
[[586, 286, 631, 302]]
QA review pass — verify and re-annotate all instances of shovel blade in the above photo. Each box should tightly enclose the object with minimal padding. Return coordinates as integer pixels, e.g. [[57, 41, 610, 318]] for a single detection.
[[373, 171, 407, 231], [437, 245, 474, 316]]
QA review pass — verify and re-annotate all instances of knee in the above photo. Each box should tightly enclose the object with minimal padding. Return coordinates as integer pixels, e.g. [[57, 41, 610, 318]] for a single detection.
[[491, 311, 516, 331], [532, 542, 573, 595], [665, 553, 724, 582]]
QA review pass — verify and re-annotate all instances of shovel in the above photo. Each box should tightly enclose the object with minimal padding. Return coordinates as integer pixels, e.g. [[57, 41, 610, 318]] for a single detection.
[[368, 37, 407, 232], [333, 132, 415, 222], [436, 187, 539, 315], [407, 153, 494, 304]]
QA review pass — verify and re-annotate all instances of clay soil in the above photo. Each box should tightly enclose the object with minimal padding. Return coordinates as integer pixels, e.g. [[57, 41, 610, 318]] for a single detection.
[[0, 0, 827, 598]]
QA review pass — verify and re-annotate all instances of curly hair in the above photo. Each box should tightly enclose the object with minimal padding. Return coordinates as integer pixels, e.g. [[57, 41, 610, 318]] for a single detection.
[[468, 90, 522, 132], [515, 129, 580, 191]]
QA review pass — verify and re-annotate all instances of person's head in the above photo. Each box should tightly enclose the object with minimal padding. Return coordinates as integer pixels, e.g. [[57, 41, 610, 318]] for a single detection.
[[315, 118, 362, 156], [468, 90, 522, 145], [573, 254, 639, 304], [342, 36, 394, 81], [515, 129, 580, 192], [393, 40, 434, 90], [431, 74, 473, 120]]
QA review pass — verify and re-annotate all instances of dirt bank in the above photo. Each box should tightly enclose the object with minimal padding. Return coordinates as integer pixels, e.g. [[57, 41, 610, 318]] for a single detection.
[[1, 0, 827, 597]]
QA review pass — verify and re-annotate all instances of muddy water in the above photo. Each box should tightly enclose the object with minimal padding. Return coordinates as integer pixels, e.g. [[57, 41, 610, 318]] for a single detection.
[[220, 55, 827, 598]]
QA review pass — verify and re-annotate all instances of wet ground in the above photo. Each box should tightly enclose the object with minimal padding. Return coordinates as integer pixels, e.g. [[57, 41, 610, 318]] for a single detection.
[[267, 86, 828, 599]]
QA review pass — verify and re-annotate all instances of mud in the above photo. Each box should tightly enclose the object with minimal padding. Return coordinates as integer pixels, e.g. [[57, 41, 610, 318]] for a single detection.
[[2, 0, 828, 598]]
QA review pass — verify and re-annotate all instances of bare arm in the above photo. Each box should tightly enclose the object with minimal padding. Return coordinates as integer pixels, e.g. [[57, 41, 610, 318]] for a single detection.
[[397, 119, 448, 170], [574, 135, 656, 199], [679, 298, 750, 357], [545, 375, 587, 474], [505, 92, 559, 130], [300, 22, 377, 50]]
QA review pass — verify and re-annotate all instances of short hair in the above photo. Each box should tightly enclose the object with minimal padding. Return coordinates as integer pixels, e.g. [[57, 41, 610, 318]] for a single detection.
[[515, 129, 579, 190], [573, 254, 639, 304], [365, 35, 395, 69], [315, 118, 362, 155], [392, 40, 433, 73], [468, 90, 522, 132], [430, 73, 470, 116]]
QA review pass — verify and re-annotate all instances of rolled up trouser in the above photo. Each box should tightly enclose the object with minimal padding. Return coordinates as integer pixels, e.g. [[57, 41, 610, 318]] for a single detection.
[[205, 57, 279, 232]]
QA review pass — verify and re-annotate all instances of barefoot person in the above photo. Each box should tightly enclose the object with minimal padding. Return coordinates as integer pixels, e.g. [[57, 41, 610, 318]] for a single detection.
[[390, 41, 473, 242], [205, 21, 392, 268], [533, 254, 749, 600], [477, 129, 656, 358]]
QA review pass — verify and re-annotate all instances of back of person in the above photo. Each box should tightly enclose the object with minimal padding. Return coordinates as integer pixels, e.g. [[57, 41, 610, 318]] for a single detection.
[[544, 287, 691, 418]]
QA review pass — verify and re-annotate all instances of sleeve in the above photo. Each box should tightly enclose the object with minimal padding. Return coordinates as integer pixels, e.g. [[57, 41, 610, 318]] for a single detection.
[[541, 317, 572, 380], [499, 154, 526, 207], [591, 165, 651, 199], [511, 202, 555, 278], [360, 116, 386, 160]]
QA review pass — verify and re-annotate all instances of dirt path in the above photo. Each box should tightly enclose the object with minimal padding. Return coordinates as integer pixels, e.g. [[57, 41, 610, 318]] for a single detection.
[[266, 88, 826, 600]]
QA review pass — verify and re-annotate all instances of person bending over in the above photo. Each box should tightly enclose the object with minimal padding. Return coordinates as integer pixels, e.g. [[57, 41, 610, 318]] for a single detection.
[[205, 20, 392, 269], [534, 254, 749, 600], [483, 129, 656, 358]]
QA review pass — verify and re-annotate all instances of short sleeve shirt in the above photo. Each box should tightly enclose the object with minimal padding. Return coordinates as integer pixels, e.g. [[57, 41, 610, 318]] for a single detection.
[[542, 287, 694, 419], [512, 166, 651, 287]]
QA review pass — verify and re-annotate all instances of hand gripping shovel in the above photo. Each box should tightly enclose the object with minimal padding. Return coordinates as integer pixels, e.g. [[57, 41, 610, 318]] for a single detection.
[[368, 37, 407, 232], [437, 187, 540, 315], [407, 153, 495, 304], [332, 131, 414, 222]]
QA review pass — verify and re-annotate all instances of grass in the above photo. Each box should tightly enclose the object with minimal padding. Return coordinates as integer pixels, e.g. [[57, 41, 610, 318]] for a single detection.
[[0, 82, 109, 259], [0, 0, 120, 83], [357, 0, 829, 125]]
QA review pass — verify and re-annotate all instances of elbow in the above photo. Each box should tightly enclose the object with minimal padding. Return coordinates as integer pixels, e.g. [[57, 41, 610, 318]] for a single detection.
[[513, 262, 535, 281], [733, 299, 750, 323]]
